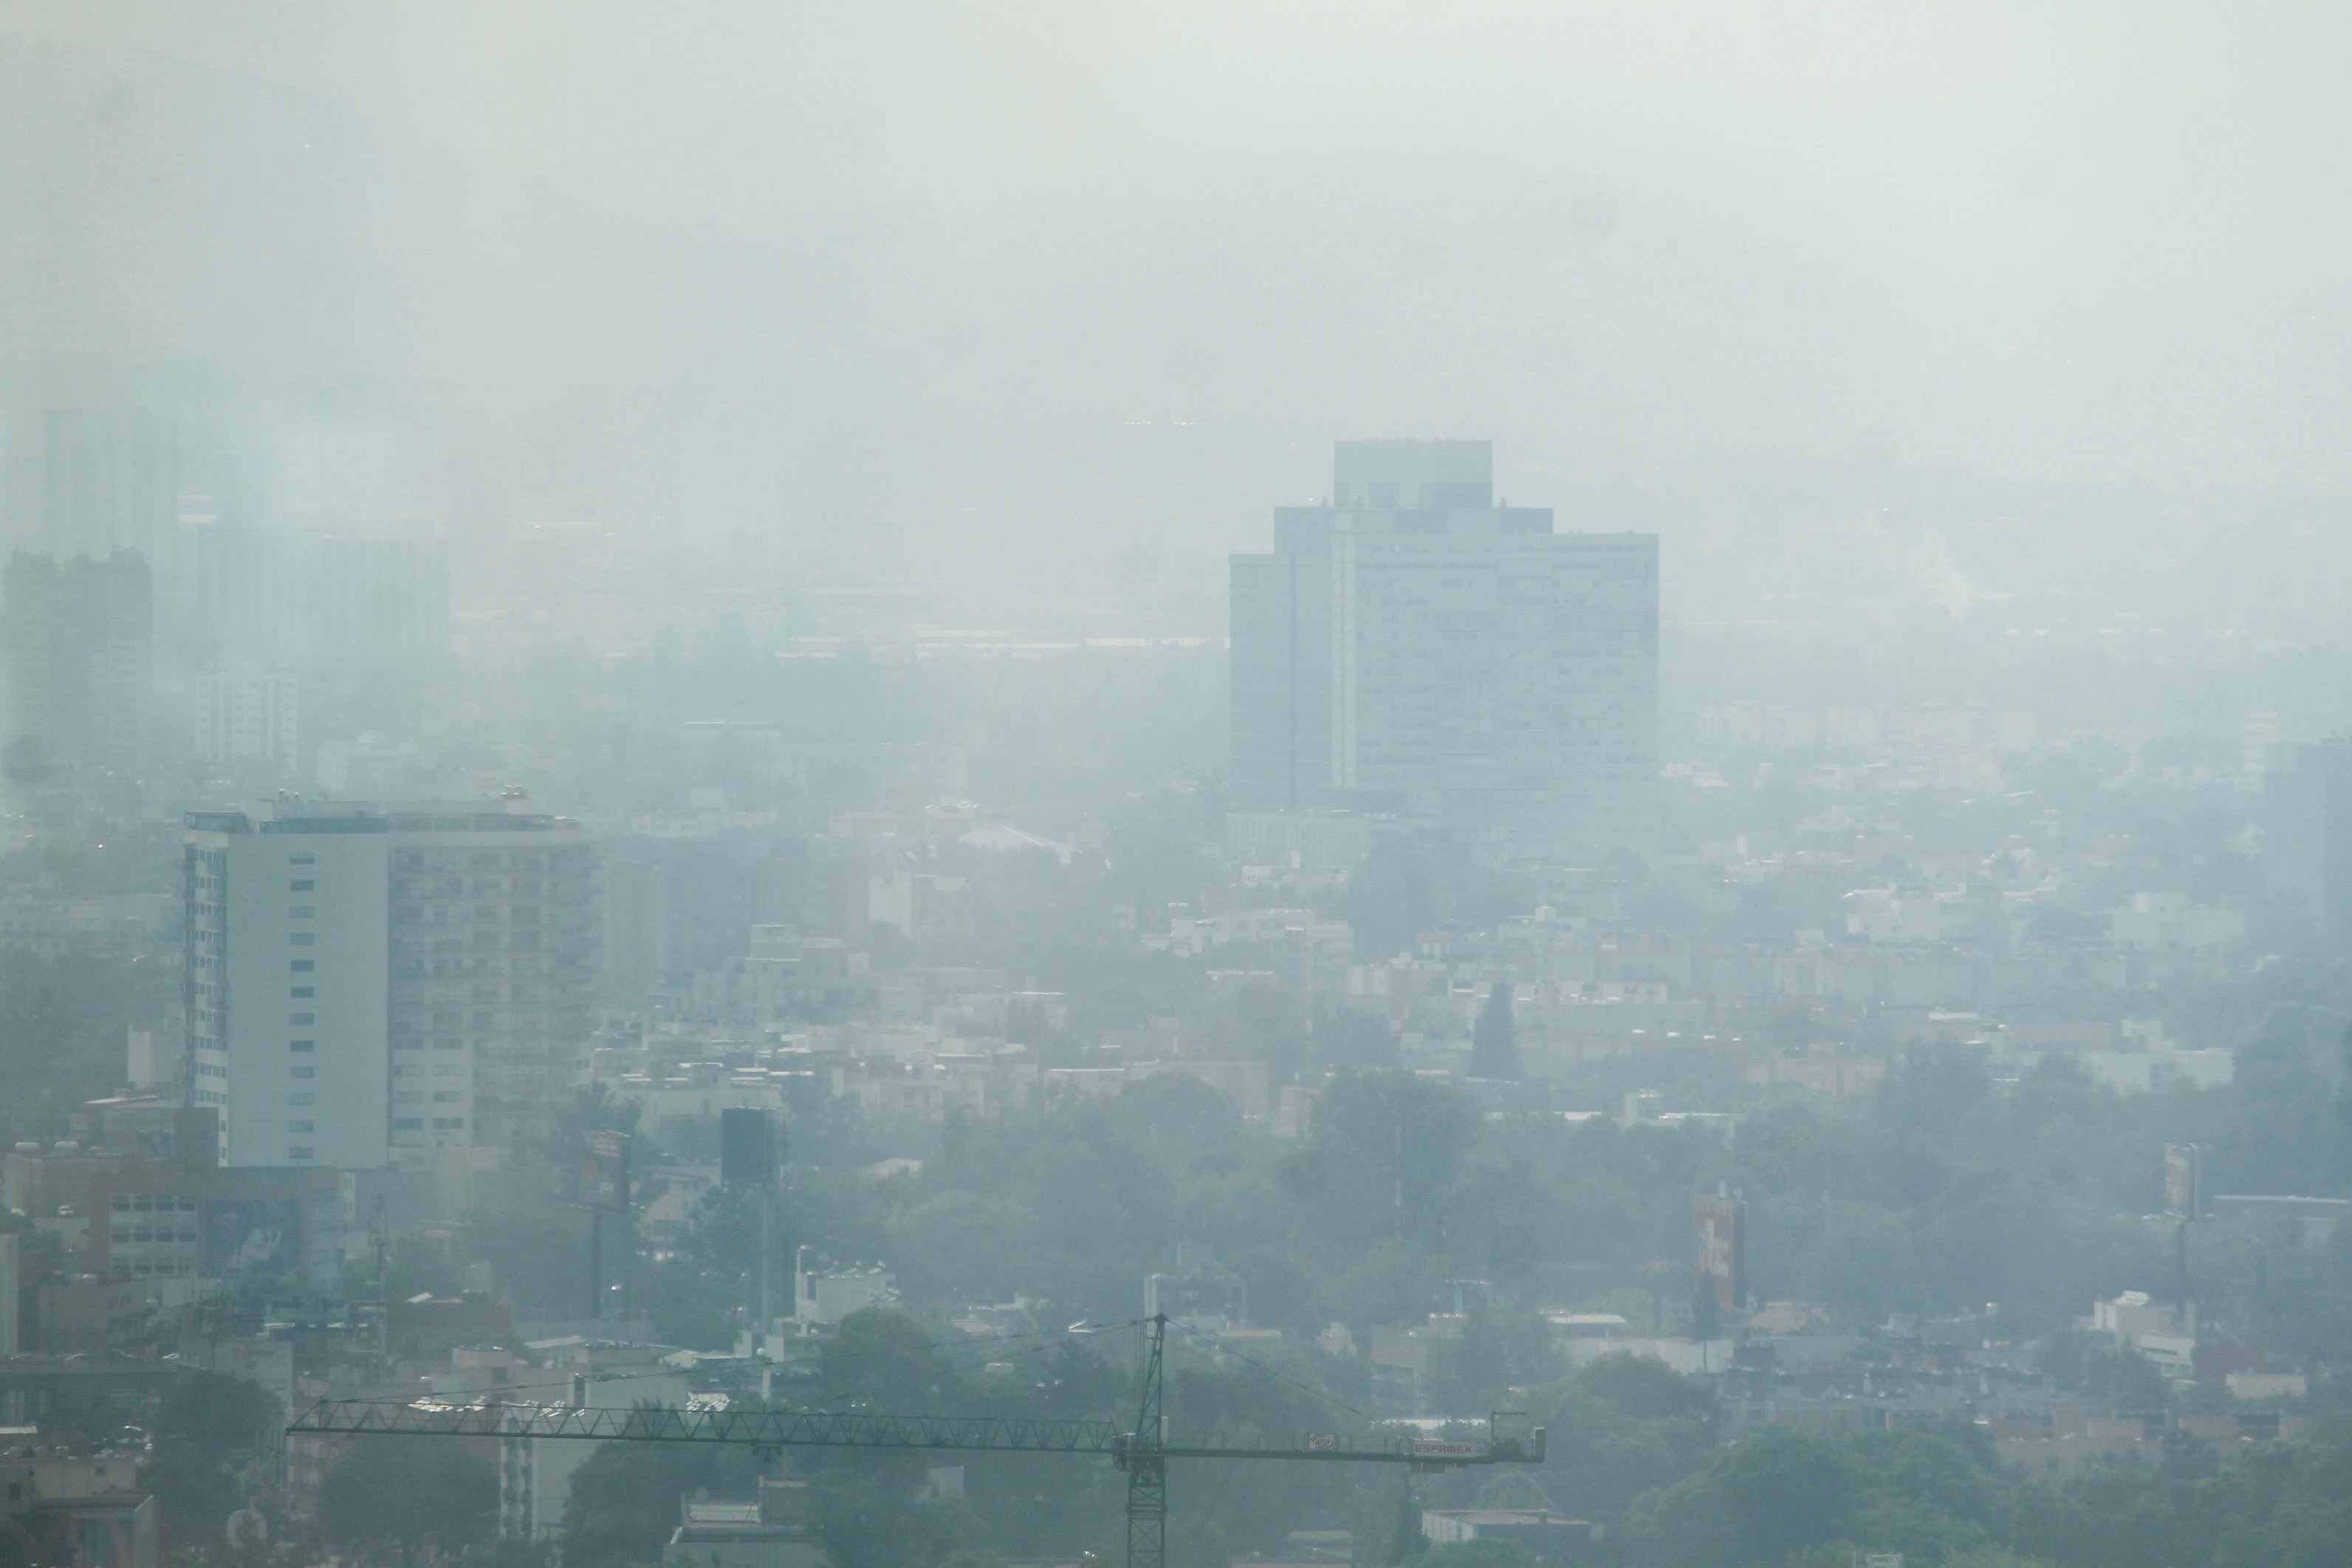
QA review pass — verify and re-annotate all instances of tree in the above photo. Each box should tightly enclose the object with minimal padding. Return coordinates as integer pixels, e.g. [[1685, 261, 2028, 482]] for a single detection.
[[1576, 1352, 1718, 1423], [2034, 1330, 2173, 1411], [141, 1440, 247, 1550], [145, 1372, 284, 1547], [1388, 1486, 1424, 1564], [1089, 1513, 1230, 1568], [1395, 1541, 1535, 1568], [1289, 1073, 1482, 1257], [1715, 1428, 1856, 1564], [820, 1308, 963, 1408], [820, 1476, 985, 1568], [1470, 983, 1520, 1081], [157, 1371, 281, 1453], [318, 1438, 496, 1562], [560, 1438, 762, 1568], [890, 1191, 1040, 1306]]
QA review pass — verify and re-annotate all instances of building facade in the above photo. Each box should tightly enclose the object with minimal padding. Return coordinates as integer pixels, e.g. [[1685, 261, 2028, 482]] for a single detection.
[[2266, 737, 2352, 933], [2, 550, 153, 778], [193, 527, 450, 671], [1230, 440, 1658, 859], [192, 667, 299, 773], [42, 410, 177, 569], [185, 800, 596, 1170]]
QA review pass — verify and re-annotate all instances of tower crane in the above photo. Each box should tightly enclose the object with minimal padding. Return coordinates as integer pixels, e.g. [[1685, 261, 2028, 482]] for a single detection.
[[289, 1314, 1546, 1568]]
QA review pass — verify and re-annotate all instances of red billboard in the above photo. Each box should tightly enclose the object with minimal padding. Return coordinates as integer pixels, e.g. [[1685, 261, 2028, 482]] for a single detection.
[[580, 1129, 631, 1211], [1694, 1193, 1745, 1313], [2164, 1142, 2198, 1219]]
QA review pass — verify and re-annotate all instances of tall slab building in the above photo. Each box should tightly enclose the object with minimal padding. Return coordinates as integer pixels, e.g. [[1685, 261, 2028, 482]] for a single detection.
[[2, 550, 154, 779], [1230, 440, 1658, 859], [43, 410, 177, 566], [185, 800, 596, 1172]]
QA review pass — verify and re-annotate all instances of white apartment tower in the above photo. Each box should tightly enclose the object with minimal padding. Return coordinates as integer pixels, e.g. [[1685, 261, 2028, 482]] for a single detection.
[[185, 800, 596, 1169]]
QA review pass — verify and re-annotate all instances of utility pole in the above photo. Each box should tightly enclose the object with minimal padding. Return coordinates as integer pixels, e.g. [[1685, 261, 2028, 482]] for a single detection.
[[372, 1192, 388, 1309]]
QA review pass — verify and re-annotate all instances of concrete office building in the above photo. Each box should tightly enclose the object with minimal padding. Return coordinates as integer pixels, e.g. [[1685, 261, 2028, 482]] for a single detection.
[[2, 551, 154, 777], [1230, 440, 1657, 859], [185, 799, 596, 1172]]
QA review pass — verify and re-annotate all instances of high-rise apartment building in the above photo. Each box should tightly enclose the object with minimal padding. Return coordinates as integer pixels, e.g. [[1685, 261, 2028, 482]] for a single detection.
[[193, 667, 299, 774], [43, 411, 177, 566], [185, 800, 596, 1171], [2, 551, 154, 777], [1230, 440, 1658, 859]]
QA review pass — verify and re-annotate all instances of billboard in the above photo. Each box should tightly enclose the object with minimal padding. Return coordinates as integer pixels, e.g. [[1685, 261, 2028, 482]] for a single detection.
[[1694, 1193, 1745, 1313], [2164, 1142, 2200, 1219], [719, 1107, 777, 1188], [205, 1198, 302, 1274], [580, 1129, 631, 1211]]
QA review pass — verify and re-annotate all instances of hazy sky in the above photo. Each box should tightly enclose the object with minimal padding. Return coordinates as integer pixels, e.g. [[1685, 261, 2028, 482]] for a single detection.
[[25, 4, 2348, 283], [10, 2, 2352, 511]]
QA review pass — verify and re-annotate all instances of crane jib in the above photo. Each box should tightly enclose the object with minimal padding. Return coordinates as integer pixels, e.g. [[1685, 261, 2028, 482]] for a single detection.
[[286, 1320, 1542, 1568], [284, 1399, 1544, 1466]]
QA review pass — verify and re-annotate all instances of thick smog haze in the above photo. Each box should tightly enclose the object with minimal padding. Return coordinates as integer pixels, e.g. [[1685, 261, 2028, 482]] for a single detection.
[[4, 11, 2352, 1568], [12, 5, 2352, 515]]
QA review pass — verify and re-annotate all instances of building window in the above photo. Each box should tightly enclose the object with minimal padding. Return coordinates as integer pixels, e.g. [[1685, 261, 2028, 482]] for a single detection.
[[290, 1066, 315, 1079], [289, 1121, 313, 1132], [432, 1118, 464, 1129], [292, 1013, 314, 1025], [290, 933, 315, 946], [290, 854, 314, 865], [290, 1040, 314, 1052], [291, 960, 314, 972], [432, 1091, 462, 1103], [290, 879, 314, 892], [289, 906, 315, 919], [290, 1093, 315, 1105], [292, 986, 314, 998], [393, 1118, 423, 1130], [289, 1147, 313, 1160]]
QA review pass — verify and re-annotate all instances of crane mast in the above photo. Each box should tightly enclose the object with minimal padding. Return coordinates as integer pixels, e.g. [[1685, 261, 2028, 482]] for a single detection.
[[1123, 1314, 1168, 1568]]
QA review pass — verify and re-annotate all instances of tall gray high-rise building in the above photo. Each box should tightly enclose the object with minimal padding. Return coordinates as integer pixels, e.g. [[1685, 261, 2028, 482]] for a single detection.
[[43, 410, 177, 565], [2265, 738, 2352, 935], [185, 800, 597, 1172], [1230, 440, 1658, 859], [3, 550, 154, 779]]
